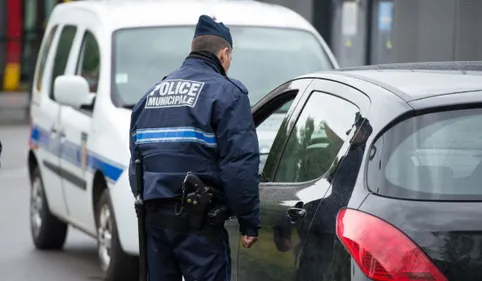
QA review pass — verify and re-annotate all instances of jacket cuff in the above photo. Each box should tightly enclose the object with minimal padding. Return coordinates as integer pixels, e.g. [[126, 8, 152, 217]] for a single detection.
[[240, 226, 259, 237]]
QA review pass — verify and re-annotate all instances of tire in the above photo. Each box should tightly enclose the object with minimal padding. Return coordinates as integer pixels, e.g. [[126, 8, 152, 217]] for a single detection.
[[96, 188, 139, 281], [30, 165, 68, 250]]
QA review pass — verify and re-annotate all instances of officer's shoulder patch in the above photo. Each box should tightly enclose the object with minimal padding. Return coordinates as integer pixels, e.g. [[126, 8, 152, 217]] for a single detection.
[[144, 79, 205, 109], [226, 77, 248, 94]]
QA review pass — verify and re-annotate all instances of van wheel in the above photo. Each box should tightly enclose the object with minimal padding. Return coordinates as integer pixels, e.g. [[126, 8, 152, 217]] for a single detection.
[[30, 166, 68, 250], [96, 189, 139, 281]]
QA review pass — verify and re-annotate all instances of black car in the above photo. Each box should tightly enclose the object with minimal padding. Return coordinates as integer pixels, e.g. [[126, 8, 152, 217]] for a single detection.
[[227, 61, 482, 281]]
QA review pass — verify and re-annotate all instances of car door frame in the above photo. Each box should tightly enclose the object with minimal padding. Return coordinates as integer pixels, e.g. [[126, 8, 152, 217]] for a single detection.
[[230, 77, 313, 281], [264, 77, 372, 183], [252, 78, 315, 182], [237, 77, 372, 281]]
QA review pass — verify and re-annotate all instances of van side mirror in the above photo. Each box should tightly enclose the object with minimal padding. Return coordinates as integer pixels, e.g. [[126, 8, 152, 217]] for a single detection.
[[54, 75, 92, 109]]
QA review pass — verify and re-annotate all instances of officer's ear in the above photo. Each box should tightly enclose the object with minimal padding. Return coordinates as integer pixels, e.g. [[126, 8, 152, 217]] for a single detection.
[[218, 47, 230, 61], [218, 47, 232, 72]]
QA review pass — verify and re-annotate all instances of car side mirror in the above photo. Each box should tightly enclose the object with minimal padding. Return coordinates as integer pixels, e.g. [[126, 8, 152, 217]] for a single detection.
[[54, 75, 92, 109]]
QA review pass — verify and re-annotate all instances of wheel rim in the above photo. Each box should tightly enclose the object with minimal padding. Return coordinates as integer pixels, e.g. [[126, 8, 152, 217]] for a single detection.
[[98, 203, 112, 272], [30, 176, 43, 238]]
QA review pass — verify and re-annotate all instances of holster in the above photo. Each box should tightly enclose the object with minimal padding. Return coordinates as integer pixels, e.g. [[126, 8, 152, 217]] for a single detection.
[[181, 172, 230, 230], [184, 191, 214, 230]]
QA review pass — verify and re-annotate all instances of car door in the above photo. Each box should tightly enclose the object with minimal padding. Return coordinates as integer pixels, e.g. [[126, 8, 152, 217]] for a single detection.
[[57, 12, 100, 231], [30, 23, 69, 220], [287, 79, 371, 281], [234, 78, 314, 281], [237, 78, 370, 281]]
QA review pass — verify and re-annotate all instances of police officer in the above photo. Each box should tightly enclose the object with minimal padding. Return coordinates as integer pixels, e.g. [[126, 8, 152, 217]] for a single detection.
[[128, 15, 260, 281]]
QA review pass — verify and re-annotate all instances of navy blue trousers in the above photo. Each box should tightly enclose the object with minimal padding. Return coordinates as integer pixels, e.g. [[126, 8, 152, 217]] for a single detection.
[[145, 208, 231, 281]]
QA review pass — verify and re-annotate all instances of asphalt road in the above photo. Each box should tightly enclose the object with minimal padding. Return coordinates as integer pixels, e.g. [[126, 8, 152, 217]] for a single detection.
[[0, 125, 103, 281]]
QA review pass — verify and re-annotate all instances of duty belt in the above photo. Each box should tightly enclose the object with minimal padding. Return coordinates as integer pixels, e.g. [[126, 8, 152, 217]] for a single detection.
[[144, 198, 182, 211], [145, 207, 224, 244]]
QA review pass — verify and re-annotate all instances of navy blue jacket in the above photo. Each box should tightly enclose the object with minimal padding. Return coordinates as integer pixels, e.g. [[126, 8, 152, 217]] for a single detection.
[[128, 51, 260, 236]]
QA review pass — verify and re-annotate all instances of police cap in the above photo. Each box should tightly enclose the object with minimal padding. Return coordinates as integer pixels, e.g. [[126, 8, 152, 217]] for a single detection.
[[194, 15, 233, 48]]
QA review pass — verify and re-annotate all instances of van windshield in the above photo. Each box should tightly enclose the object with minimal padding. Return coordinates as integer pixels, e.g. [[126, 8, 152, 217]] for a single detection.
[[112, 26, 333, 107]]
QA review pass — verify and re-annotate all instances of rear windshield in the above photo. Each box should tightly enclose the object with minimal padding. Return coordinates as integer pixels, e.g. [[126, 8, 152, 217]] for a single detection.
[[112, 26, 333, 107], [367, 108, 482, 201]]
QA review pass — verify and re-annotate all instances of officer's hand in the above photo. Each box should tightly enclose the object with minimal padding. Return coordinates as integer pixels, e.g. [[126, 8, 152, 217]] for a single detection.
[[242, 235, 258, 248]]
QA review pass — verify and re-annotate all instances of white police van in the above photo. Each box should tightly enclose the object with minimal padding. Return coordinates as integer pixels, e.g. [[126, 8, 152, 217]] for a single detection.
[[27, 0, 338, 280]]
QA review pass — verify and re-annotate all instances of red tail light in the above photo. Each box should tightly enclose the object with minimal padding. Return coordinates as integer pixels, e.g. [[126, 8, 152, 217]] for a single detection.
[[336, 208, 447, 281]]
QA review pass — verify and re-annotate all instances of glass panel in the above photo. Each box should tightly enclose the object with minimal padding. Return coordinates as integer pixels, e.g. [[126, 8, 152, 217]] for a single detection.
[[367, 106, 482, 200], [35, 25, 58, 91], [274, 92, 360, 183], [76, 31, 100, 93], [112, 26, 334, 107], [49, 25, 77, 98]]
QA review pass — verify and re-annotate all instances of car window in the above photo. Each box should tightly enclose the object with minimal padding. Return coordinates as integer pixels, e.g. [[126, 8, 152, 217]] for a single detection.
[[35, 25, 58, 92], [257, 100, 294, 154], [257, 99, 295, 175], [49, 25, 77, 99], [367, 107, 482, 200], [76, 31, 100, 93], [273, 92, 360, 183]]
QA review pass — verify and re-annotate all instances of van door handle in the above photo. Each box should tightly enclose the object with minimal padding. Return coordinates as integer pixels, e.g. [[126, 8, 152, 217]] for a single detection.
[[59, 129, 66, 142], [50, 127, 57, 134]]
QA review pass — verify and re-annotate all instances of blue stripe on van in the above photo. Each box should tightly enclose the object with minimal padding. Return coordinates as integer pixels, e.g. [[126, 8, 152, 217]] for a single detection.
[[31, 124, 125, 183]]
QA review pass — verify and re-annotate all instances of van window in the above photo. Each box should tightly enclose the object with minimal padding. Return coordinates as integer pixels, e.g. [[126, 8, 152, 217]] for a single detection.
[[367, 106, 482, 200], [49, 25, 77, 99], [76, 31, 100, 93], [112, 26, 333, 107], [35, 25, 58, 92]]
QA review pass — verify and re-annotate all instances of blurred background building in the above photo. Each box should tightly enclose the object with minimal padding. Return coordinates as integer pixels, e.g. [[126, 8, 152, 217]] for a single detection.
[[1, 0, 482, 92]]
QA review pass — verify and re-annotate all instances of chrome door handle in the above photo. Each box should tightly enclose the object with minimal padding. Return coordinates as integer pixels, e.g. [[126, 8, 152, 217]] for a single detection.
[[287, 207, 307, 224], [286, 201, 306, 224]]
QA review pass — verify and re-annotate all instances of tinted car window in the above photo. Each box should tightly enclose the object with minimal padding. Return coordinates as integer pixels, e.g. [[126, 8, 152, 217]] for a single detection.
[[76, 31, 100, 93], [35, 25, 58, 91], [367, 108, 482, 200], [49, 25, 77, 99], [257, 100, 294, 154], [112, 26, 333, 107], [273, 92, 360, 183]]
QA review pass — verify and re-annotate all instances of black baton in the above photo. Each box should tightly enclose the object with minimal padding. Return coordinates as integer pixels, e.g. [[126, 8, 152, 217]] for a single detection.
[[134, 159, 148, 281]]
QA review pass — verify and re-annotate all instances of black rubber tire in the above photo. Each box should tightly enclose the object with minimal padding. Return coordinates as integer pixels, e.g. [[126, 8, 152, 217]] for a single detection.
[[96, 189, 139, 281], [30, 165, 68, 250]]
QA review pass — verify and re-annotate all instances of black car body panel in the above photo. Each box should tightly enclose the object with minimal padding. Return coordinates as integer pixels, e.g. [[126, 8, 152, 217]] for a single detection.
[[238, 61, 482, 281]]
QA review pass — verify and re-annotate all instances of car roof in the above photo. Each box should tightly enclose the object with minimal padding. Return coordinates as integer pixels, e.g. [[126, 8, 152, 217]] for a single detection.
[[52, 0, 316, 32], [300, 61, 482, 102], [338, 61, 482, 101]]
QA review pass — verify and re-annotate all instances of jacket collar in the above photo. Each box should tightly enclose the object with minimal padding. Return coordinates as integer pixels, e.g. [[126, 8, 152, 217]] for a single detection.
[[183, 51, 227, 76]]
